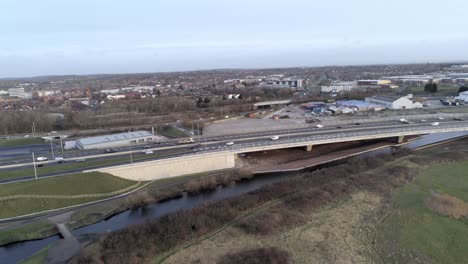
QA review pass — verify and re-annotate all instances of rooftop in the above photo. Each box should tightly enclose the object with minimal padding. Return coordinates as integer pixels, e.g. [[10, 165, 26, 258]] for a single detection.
[[76, 130, 153, 146]]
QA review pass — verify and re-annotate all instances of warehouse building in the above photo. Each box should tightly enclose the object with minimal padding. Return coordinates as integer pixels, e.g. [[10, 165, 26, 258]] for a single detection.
[[75, 131, 155, 150], [365, 94, 423, 110]]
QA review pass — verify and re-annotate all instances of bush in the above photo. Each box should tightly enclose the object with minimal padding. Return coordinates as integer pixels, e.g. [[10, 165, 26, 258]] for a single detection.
[[217, 247, 290, 264]]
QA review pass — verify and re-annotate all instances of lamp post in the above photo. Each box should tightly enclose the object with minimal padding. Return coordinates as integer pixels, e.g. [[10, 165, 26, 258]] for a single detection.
[[32, 152, 38, 180]]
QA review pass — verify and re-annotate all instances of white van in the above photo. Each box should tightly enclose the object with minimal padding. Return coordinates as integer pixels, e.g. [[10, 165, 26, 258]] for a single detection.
[[270, 136, 279, 140], [226, 142, 234, 146]]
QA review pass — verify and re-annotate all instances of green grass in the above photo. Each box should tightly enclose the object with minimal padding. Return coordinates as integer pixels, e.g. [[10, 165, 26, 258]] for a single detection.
[[0, 172, 136, 197], [19, 244, 53, 264], [0, 149, 189, 181], [0, 220, 55, 246], [0, 138, 45, 147], [159, 126, 188, 138], [377, 161, 468, 264], [0, 172, 139, 219]]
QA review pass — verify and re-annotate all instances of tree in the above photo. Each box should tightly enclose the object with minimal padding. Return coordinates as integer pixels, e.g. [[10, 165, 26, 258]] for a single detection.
[[424, 83, 438, 94], [458, 86, 468, 94]]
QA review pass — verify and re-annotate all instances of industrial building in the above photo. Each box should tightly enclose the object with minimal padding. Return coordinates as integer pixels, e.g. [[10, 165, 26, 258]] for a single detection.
[[75, 131, 155, 150], [365, 94, 423, 110], [455, 91, 468, 103], [357, 80, 391, 86], [8, 88, 32, 99], [321, 81, 355, 93]]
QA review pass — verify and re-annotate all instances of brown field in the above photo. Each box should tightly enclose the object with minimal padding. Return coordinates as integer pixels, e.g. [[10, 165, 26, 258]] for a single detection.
[[163, 191, 382, 264], [425, 193, 468, 220]]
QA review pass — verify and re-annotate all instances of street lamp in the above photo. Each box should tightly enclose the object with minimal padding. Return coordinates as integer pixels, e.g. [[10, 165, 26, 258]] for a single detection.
[[32, 152, 38, 180]]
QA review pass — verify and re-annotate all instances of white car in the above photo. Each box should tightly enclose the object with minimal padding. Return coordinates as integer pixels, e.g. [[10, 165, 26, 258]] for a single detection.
[[226, 142, 234, 146], [36, 156, 48, 161], [431, 122, 439, 126], [438, 116, 445, 120], [270, 136, 279, 141], [142, 150, 153, 154], [54, 157, 64, 161], [316, 124, 324, 128]]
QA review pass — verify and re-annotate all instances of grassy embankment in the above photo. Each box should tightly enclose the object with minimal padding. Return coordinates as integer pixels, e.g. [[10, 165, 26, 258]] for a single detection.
[[0, 172, 140, 219], [0, 221, 55, 246], [19, 244, 53, 264], [0, 148, 189, 181], [377, 161, 468, 264], [0, 169, 238, 246], [0, 138, 45, 147], [159, 126, 188, 138]]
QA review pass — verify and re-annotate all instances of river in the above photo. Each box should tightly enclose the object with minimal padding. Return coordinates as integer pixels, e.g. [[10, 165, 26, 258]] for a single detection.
[[1, 131, 467, 263]]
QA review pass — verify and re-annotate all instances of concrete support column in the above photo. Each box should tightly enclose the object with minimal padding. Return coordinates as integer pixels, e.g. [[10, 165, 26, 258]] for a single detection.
[[306, 144, 313, 152], [397, 135, 405, 144]]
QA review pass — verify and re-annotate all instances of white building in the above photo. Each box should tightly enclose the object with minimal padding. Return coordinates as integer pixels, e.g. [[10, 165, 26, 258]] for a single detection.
[[75, 131, 155, 150], [321, 84, 354, 93], [365, 94, 423, 109], [100, 89, 120, 95], [8, 88, 32, 99], [455, 91, 468, 102]]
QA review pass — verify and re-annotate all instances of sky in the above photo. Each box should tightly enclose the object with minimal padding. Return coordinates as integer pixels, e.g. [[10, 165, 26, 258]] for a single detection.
[[1, 0, 468, 77]]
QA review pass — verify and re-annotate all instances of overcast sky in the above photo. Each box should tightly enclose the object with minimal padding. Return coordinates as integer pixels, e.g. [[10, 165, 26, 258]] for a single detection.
[[1, 0, 468, 77]]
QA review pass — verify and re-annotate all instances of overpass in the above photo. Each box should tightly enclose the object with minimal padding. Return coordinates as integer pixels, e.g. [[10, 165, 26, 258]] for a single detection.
[[94, 121, 468, 181]]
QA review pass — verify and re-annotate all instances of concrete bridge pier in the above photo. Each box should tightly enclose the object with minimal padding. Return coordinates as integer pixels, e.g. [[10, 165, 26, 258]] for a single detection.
[[305, 144, 313, 152], [397, 135, 405, 144]]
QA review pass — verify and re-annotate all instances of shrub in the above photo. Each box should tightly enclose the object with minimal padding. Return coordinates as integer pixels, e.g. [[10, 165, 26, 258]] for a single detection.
[[217, 247, 290, 264]]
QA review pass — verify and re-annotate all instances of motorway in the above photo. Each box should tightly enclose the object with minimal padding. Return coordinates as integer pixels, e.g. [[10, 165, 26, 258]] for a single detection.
[[1, 117, 468, 183]]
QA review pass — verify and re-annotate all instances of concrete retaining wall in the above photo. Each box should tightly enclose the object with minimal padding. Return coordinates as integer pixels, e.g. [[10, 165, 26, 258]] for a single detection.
[[93, 152, 236, 181]]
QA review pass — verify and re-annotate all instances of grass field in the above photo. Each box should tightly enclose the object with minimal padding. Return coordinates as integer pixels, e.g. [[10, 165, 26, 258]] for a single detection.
[[0, 149, 189, 181], [377, 161, 468, 264], [159, 126, 188, 138], [0, 172, 136, 196], [0, 172, 139, 219], [0, 221, 55, 246], [0, 138, 45, 147]]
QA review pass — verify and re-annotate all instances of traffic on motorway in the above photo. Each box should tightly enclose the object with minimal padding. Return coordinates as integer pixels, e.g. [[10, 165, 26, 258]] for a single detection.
[[1, 118, 467, 183]]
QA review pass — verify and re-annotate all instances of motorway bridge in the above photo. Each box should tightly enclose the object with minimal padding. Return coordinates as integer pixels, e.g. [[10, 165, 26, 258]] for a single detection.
[[1, 118, 468, 182]]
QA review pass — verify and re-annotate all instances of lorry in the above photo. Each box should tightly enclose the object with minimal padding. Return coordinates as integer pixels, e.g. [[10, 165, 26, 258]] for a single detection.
[[178, 138, 194, 144]]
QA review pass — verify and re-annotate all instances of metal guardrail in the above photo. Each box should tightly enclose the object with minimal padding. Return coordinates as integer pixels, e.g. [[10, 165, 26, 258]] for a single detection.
[[198, 122, 468, 154]]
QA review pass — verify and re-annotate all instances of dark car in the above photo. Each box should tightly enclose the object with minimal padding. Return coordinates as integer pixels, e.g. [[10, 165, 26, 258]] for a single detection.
[[336, 126, 343, 129], [354, 122, 361, 125], [143, 145, 152, 149], [454, 117, 465, 121]]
